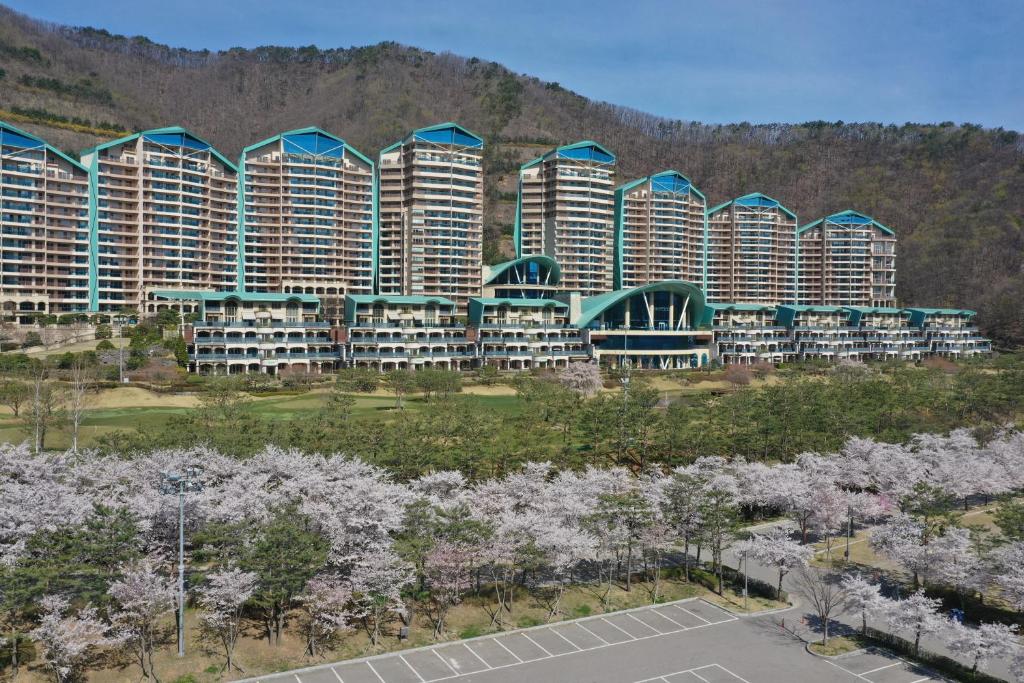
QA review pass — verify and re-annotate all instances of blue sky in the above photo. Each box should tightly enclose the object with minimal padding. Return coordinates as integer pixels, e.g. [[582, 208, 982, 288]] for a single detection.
[[14, 0, 1024, 130]]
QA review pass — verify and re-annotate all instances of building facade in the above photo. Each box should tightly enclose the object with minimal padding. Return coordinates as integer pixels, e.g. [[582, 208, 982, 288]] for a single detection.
[[377, 123, 483, 306], [481, 255, 562, 299], [80, 127, 238, 313], [239, 128, 375, 309], [0, 123, 90, 322], [798, 210, 896, 307], [706, 193, 797, 305], [516, 141, 616, 296], [614, 170, 706, 290]]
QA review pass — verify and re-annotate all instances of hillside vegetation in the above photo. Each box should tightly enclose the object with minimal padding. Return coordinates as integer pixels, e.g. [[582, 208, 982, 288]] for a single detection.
[[0, 5, 1022, 344]]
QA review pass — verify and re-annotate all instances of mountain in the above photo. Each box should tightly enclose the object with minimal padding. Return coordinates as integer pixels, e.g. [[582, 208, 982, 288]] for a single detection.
[[1, 5, 1022, 345]]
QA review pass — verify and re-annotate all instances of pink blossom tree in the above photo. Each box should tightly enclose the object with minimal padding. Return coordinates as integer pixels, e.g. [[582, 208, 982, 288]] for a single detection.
[[197, 567, 258, 672], [107, 559, 176, 681], [558, 362, 603, 397], [841, 575, 890, 635], [885, 589, 943, 655], [350, 551, 414, 647], [423, 541, 472, 638], [945, 620, 1020, 674], [31, 596, 117, 683], [296, 575, 354, 658]]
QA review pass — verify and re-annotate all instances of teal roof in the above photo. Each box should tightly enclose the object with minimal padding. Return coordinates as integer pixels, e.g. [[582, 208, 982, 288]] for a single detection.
[[777, 305, 847, 313], [616, 170, 706, 201], [708, 192, 797, 221], [482, 255, 561, 286], [241, 126, 373, 167], [799, 210, 895, 236], [705, 303, 777, 312], [904, 308, 976, 316], [346, 295, 456, 306], [151, 289, 320, 304], [472, 298, 566, 308], [575, 280, 705, 329], [843, 306, 907, 315], [382, 122, 484, 156], [0, 120, 87, 173], [521, 140, 615, 170], [81, 126, 237, 173]]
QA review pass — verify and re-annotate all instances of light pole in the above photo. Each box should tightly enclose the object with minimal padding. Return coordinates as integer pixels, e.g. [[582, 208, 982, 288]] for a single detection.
[[844, 504, 853, 562], [160, 467, 203, 657]]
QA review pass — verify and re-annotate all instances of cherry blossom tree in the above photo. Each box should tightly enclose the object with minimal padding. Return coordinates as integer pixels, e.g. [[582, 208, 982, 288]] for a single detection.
[[944, 620, 1019, 673], [423, 541, 472, 638], [661, 465, 706, 582], [870, 515, 929, 588], [927, 527, 983, 610], [885, 589, 943, 655], [792, 567, 849, 646], [841, 575, 890, 635], [31, 596, 116, 683], [108, 559, 176, 681], [350, 551, 414, 647], [989, 542, 1024, 612], [296, 575, 354, 658], [744, 526, 814, 597], [558, 362, 603, 397], [197, 567, 258, 672]]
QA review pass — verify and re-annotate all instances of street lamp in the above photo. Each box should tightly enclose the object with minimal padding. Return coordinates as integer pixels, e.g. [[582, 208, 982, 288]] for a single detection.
[[160, 467, 203, 657], [114, 313, 126, 383]]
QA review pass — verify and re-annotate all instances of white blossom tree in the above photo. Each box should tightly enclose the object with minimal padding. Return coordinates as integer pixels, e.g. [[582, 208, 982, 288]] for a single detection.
[[885, 589, 943, 655], [31, 596, 117, 683], [350, 551, 414, 647], [558, 362, 603, 397], [296, 575, 354, 658], [744, 526, 813, 598], [423, 541, 472, 638], [841, 575, 890, 635], [870, 514, 929, 587], [944, 620, 1019, 673], [107, 560, 176, 681], [197, 567, 258, 672]]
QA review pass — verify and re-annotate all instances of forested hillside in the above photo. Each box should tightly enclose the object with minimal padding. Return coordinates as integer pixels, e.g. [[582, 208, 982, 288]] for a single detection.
[[0, 5, 1021, 344]]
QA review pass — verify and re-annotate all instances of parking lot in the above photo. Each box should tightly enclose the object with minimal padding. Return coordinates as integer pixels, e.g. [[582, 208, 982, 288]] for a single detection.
[[242, 598, 940, 683], [823, 649, 939, 683]]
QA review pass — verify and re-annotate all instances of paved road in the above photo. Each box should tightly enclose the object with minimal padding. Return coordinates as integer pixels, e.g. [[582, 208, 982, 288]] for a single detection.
[[240, 599, 946, 683]]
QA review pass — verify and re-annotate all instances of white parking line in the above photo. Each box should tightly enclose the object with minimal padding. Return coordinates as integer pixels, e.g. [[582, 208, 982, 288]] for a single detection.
[[825, 657, 932, 682], [548, 627, 583, 650], [574, 621, 612, 644], [330, 666, 345, 683], [601, 616, 638, 639], [521, 632, 555, 656], [492, 636, 523, 662], [398, 654, 425, 682], [365, 661, 386, 683], [626, 613, 662, 634], [432, 648, 458, 675], [649, 608, 686, 629], [633, 663, 751, 683], [675, 606, 712, 625], [862, 662, 900, 674], [462, 642, 492, 669]]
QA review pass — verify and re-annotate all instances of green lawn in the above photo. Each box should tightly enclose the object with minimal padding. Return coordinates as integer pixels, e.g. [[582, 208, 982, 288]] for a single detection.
[[0, 390, 526, 450]]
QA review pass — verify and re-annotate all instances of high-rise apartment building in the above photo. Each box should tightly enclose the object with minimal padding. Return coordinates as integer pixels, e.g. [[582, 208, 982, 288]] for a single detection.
[[239, 128, 374, 298], [516, 141, 616, 296], [705, 193, 797, 305], [797, 210, 896, 307], [0, 123, 90, 322], [80, 127, 238, 312], [614, 170, 706, 290], [376, 123, 483, 305]]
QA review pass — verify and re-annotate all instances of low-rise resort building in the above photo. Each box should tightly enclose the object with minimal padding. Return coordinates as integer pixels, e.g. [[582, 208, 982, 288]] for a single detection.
[[1, 118, 993, 369]]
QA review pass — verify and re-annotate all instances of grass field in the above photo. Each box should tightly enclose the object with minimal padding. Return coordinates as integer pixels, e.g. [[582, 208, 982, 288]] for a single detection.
[[0, 385, 528, 450]]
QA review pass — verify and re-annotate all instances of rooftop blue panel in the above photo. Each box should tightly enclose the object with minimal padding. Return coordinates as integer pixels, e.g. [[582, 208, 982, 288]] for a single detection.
[[650, 173, 692, 194], [0, 127, 44, 150], [829, 212, 872, 225], [735, 195, 779, 209], [414, 126, 483, 148], [282, 132, 345, 158], [144, 132, 210, 151], [558, 145, 614, 163]]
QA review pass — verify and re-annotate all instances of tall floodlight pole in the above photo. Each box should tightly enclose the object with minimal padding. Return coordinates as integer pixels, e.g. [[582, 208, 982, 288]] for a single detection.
[[160, 467, 203, 657]]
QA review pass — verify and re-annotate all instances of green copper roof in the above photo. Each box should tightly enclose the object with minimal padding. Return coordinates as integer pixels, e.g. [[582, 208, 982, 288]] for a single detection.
[[798, 209, 895, 236], [81, 126, 238, 173], [472, 298, 567, 308], [0, 120, 88, 172], [150, 289, 320, 304], [708, 192, 797, 221], [482, 255, 562, 286], [904, 307, 976, 316], [777, 304, 847, 313], [843, 306, 907, 314], [346, 295, 457, 306], [241, 126, 373, 167], [704, 303, 777, 312], [575, 280, 705, 329]]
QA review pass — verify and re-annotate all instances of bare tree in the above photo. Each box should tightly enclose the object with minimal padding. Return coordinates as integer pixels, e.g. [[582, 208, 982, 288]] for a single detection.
[[792, 566, 849, 646], [24, 367, 63, 454], [67, 358, 96, 454]]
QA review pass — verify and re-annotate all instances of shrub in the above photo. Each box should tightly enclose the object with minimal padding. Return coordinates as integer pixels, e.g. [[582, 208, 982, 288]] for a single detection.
[[96, 339, 115, 351], [458, 625, 483, 639], [21, 332, 42, 348], [723, 364, 752, 386], [94, 323, 112, 340]]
